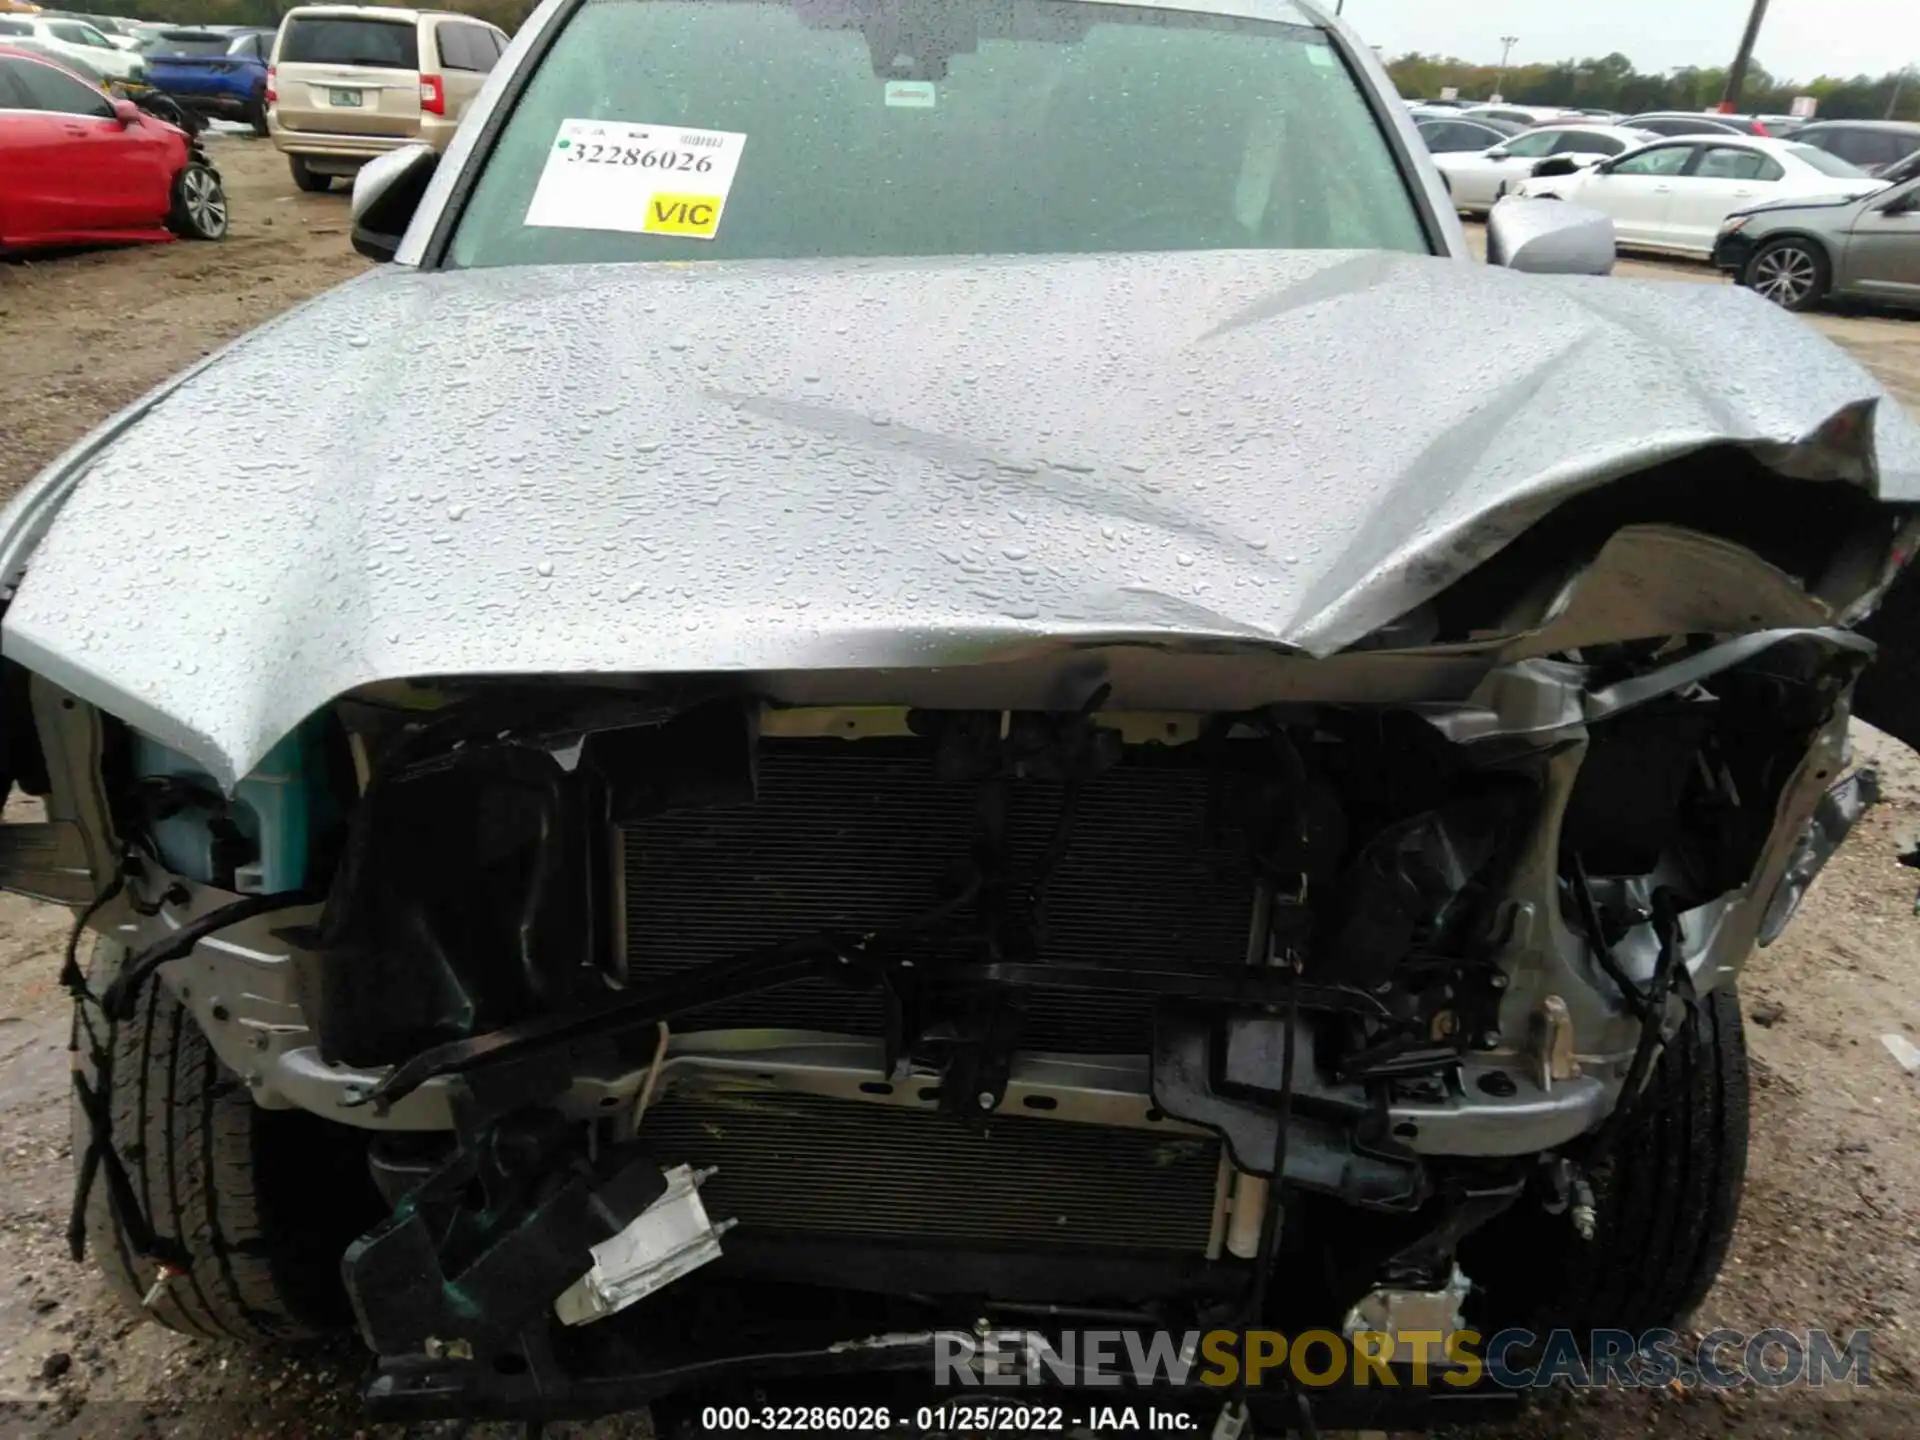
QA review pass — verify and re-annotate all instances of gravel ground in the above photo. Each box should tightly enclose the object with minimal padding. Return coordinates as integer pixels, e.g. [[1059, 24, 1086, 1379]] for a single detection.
[[1, 134, 1918, 1437]]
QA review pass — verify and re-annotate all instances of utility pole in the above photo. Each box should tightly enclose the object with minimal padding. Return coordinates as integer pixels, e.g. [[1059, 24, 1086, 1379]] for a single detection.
[[1719, 0, 1771, 113], [1890, 65, 1914, 120], [1493, 35, 1518, 102]]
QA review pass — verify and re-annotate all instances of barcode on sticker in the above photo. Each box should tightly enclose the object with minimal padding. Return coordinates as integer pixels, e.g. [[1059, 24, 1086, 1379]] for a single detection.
[[885, 81, 937, 108]]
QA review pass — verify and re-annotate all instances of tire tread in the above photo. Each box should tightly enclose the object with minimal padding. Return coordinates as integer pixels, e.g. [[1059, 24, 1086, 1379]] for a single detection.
[[73, 938, 367, 1344], [1464, 988, 1749, 1337]]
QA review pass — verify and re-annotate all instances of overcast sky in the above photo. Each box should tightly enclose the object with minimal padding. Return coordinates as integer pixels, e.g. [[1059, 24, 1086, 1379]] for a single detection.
[[1335, 0, 1920, 81]]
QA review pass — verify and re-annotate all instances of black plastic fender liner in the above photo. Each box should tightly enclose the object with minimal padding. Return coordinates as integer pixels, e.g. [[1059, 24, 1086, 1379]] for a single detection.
[[1853, 557, 1920, 750], [343, 1118, 668, 1359]]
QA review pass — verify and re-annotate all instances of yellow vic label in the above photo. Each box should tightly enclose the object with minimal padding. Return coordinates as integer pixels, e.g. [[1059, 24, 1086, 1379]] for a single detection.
[[644, 194, 725, 238]]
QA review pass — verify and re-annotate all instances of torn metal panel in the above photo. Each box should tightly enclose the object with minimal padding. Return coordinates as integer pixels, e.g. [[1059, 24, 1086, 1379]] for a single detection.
[[1758, 767, 1882, 945], [1427, 628, 1875, 744], [553, 1164, 732, 1326], [1494, 525, 1833, 663], [2, 250, 1917, 789]]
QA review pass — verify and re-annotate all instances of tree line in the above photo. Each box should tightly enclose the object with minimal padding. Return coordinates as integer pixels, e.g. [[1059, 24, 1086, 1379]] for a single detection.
[[1386, 51, 1919, 122]]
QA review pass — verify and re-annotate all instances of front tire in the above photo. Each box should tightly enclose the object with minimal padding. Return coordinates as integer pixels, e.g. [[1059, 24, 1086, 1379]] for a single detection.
[[1744, 237, 1830, 312], [288, 155, 333, 194], [1464, 987, 1749, 1336], [246, 97, 269, 137], [71, 939, 376, 1343], [167, 162, 227, 240]]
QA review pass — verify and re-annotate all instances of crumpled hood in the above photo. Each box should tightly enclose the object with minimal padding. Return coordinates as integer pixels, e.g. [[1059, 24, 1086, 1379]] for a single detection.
[[6, 248, 1919, 788]]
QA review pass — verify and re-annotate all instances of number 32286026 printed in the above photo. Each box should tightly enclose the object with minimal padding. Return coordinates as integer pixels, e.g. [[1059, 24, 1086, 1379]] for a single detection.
[[524, 120, 748, 240]]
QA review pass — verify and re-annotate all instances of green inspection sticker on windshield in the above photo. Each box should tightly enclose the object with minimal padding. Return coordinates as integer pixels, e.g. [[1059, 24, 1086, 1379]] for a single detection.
[[524, 119, 748, 238]]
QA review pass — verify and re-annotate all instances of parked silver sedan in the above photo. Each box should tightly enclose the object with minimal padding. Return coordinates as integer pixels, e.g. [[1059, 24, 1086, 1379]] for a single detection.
[[1714, 173, 1920, 312]]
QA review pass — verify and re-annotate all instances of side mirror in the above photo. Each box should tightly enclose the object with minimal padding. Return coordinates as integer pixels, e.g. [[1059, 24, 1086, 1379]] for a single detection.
[[110, 97, 140, 126], [1486, 197, 1616, 276], [351, 144, 439, 262], [1531, 155, 1582, 179], [1485, 147, 1510, 161], [1883, 193, 1919, 217]]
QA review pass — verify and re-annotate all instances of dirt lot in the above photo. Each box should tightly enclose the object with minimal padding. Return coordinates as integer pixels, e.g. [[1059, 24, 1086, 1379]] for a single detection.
[[1, 133, 1920, 1439], [0, 135, 369, 498]]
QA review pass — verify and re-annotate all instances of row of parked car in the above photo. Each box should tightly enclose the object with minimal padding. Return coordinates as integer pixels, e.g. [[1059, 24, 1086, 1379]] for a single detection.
[[0, 8, 466, 249], [3, 7, 506, 164], [1407, 101, 1920, 314], [0, 4, 513, 252], [1415, 98, 1920, 179]]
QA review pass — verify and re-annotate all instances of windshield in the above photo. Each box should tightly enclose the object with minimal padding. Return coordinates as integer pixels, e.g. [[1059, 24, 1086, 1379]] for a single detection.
[[448, 0, 1430, 269], [279, 15, 419, 69], [1785, 143, 1869, 178]]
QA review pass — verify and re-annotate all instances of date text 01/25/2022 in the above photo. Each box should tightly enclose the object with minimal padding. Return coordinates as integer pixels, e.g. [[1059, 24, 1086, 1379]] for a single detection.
[[697, 1405, 1200, 1432]]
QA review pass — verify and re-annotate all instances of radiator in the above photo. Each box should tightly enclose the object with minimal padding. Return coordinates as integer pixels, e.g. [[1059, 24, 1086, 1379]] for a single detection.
[[617, 740, 1258, 1053], [644, 1089, 1223, 1253]]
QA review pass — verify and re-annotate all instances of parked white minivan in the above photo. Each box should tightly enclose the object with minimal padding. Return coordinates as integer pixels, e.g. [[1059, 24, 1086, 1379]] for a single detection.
[[268, 5, 507, 193]]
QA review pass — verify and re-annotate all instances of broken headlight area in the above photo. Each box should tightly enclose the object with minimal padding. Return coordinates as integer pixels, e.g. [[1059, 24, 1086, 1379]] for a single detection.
[[1555, 635, 1872, 1008]]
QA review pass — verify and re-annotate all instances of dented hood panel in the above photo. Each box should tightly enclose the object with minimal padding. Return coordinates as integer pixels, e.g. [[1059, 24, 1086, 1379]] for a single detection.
[[5, 249, 1919, 788]]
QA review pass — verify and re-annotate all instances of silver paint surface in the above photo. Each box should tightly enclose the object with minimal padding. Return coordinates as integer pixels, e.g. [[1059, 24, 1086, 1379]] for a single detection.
[[4, 248, 1918, 789]]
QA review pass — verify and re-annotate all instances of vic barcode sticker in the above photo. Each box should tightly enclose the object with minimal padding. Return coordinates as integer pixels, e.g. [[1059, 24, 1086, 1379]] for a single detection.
[[524, 120, 747, 240]]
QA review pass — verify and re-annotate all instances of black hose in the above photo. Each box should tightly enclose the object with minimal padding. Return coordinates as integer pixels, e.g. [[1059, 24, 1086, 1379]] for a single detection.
[[59, 871, 125, 1000], [99, 888, 319, 1020], [1571, 853, 1652, 1022], [1243, 965, 1302, 1325], [1586, 888, 1684, 1157], [359, 875, 985, 1110], [1228, 946, 1310, 1436]]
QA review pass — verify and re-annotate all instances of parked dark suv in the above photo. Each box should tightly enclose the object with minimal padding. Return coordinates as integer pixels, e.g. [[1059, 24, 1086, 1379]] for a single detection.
[[1626, 110, 1799, 138], [1792, 119, 1920, 176]]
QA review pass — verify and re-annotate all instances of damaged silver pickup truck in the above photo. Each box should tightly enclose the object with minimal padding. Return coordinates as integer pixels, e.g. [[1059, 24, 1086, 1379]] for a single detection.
[[4, 0, 1919, 1430]]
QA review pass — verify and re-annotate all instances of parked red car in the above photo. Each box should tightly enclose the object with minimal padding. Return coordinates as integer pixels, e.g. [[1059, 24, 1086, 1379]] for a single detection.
[[0, 45, 226, 251]]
